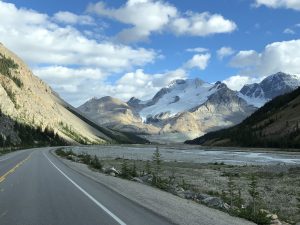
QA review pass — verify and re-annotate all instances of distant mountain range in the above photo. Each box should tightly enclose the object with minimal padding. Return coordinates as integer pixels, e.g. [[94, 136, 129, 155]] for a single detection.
[[0, 43, 146, 147], [185, 86, 300, 149], [78, 72, 300, 143], [2, 41, 299, 147]]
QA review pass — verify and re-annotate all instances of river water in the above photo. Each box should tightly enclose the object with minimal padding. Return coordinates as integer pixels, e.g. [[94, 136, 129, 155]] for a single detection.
[[72, 145, 300, 166]]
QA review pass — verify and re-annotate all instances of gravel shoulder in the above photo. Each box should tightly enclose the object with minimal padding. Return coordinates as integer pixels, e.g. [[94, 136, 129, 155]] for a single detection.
[[53, 152, 255, 225]]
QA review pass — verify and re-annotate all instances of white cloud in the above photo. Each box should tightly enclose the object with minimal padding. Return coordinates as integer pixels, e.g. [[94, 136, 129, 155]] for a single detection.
[[186, 47, 209, 53], [53, 11, 95, 25], [34, 66, 106, 82], [184, 53, 211, 70], [87, 0, 237, 42], [0, 1, 162, 106], [223, 75, 261, 91], [0, 1, 157, 72], [217, 46, 235, 60], [170, 12, 237, 37], [113, 68, 187, 100], [87, 0, 177, 42], [46, 68, 187, 106], [254, 0, 300, 10], [283, 28, 295, 34], [230, 50, 260, 68], [230, 39, 300, 77]]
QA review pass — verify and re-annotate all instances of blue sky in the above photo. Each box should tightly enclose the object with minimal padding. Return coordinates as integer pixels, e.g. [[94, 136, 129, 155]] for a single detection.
[[0, 0, 300, 106]]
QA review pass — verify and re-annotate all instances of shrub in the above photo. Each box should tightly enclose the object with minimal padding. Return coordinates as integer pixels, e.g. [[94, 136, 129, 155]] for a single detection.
[[237, 207, 271, 225], [90, 155, 102, 170], [120, 160, 130, 179], [78, 152, 92, 164]]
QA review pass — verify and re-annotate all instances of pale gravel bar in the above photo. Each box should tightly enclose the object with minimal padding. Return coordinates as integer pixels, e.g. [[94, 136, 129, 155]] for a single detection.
[[57, 154, 255, 225], [72, 145, 300, 165]]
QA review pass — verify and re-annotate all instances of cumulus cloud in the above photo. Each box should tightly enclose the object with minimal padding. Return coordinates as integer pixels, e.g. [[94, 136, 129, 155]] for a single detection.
[[53, 11, 95, 25], [88, 0, 237, 42], [0, 1, 156, 71], [112, 68, 187, 100], [34, 66, 106, 83], [223, 75, 262, 91], [217, 46, 235, 60], [0, 1, 161, 106], [47, 68, 187, 106], [170, 12, 236, 37], [184, 53, 211, 70], [87, 0, 177, 42], [254, 0, 300, 10], [230, 39, 300, 77]]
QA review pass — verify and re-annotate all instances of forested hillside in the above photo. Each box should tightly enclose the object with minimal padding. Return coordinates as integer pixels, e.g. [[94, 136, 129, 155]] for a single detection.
[[185, 87, 300, 149]]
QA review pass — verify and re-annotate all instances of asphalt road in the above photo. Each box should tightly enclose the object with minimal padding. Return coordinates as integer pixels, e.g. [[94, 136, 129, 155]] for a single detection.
[[0, 148, 174, 225]]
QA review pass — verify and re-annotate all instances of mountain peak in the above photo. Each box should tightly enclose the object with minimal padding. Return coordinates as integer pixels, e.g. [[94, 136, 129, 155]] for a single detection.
[[167, 78, 205, 89], [212, 81, 227, 90], [239, 72, 300, 107]]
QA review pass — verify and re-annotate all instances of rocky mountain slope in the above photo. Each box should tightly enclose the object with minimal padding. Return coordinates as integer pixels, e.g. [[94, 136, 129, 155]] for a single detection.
[[78, 96, 159, 134], [79, 72, 300, 143], [0, 109, 65, 147], [239, 72, 300, 107], [185, 87, 300, 149], [0, 43, 145, 146]]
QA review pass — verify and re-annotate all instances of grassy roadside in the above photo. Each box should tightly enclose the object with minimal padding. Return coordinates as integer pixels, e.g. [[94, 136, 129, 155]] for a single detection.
[[56, 147, 300, 225]]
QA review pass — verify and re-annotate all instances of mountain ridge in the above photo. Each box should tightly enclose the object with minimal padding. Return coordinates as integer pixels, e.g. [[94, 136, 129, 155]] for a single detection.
[[78, 71, 300, 143], [78, 65, 300, 143], [185, 86, 300, 149]]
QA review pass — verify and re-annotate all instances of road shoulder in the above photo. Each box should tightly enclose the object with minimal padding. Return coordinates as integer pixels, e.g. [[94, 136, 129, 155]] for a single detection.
[[52, 151, 255, 225]]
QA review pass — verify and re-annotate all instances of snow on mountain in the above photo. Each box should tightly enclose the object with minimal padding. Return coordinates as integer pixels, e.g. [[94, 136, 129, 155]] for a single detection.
[[239, 72, 300, 107], [79, 72, 300, 143], [137, 78, 218, 119]]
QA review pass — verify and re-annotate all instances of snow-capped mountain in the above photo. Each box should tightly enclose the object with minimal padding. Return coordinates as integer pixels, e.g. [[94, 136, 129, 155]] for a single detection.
[[128, 79, 218, 120], [239, 72, 300, 107], [79, 72, 300, 143]]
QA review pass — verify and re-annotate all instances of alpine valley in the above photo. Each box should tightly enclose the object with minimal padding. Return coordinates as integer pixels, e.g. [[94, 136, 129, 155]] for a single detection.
[[78, 72, 300, 143]]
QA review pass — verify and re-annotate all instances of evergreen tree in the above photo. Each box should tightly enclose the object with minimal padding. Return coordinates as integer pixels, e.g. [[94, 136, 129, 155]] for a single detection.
[[145, 160, 151, 174], [228, 175, 236, 207], [248, 175, 260, 215], [152, 146, 162, 184]]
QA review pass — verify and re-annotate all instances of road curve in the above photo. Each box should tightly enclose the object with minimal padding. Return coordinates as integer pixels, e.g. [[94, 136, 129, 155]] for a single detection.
[[0, 148, 174, 225]]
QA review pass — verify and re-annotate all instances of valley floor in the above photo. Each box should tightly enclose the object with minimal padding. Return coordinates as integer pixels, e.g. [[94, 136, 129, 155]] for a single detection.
[[70, 144, 300, 224], [59, 151, 255, 225]]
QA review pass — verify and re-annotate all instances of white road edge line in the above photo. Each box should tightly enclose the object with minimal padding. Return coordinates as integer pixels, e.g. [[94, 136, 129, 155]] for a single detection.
[[43, 152, 127, 225]]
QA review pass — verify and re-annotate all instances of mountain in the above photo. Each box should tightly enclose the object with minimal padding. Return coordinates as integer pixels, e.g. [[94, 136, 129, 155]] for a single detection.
[[78, 96, 159, 134], [79, 79, 256, 143], [185, 87, 300, 149], [148, 82, 257, 143], [239, 72, 300, 107], [78, 72, 300, 144], [0, 109, 65, 147], [0, 43, 145, 146]]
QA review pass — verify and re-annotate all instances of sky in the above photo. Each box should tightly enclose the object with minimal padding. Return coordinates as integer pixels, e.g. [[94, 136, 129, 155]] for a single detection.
[[0, 0, 300, 106]]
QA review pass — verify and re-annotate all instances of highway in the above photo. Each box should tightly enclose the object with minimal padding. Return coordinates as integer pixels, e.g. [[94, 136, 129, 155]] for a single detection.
[[0, 148, 174, 225]]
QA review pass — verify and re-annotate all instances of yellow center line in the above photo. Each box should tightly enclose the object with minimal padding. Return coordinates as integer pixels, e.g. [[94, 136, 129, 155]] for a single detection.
[[0, 152, 32, 183]]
